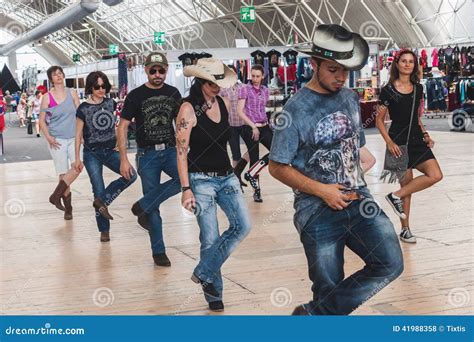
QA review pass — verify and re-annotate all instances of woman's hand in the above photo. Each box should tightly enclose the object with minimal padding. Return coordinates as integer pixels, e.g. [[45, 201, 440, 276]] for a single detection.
[[387, 140, 402, 158], [181, 189, 196, 213], [424, 135, 435, 148], [74, 160, 84, 173], [251, 126, 260, 141], [47, 136, 61, 150]]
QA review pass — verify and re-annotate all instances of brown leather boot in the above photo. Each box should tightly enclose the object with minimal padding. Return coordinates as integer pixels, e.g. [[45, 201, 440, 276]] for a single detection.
[[63, 193, 73, 220], [93, 198, 114, 220], [100, 231, 110, 242], [49, 180, 68, 211]]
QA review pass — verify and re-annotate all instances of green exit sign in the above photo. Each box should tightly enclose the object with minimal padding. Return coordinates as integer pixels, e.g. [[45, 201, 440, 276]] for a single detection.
[[154, 31, 165, 44], [240, 6, 256, 23], [109, 44, 119, 55], [72, 53, 80, 62]]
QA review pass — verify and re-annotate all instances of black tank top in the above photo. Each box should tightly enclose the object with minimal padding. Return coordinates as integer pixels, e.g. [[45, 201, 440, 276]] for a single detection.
[[187, 96, 232, 173]]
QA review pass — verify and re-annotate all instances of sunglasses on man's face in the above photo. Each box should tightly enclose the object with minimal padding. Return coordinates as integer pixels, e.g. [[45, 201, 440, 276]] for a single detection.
[[149, 67, 167, 75], [93, 84, 106, 90]]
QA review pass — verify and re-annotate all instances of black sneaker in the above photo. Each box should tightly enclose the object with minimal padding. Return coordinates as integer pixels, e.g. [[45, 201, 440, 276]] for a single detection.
[[209, 300, 224, 312], [400, 228, 416, 243], [292, 304, 310, 315], [153, 253, 171, 267], [191, 273, 220, 298], [385, 193, 407, 219]]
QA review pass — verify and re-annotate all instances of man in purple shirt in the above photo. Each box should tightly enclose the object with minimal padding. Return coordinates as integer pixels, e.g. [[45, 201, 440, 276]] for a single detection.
[[234, 64, 271, 202]]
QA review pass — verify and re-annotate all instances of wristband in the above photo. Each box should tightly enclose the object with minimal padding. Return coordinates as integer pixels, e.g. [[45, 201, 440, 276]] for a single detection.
[[181, 186, 191, 192]]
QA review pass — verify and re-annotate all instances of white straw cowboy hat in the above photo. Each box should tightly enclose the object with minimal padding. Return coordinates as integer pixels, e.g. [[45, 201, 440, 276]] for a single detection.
[[295, 24, 369, 71], [183, 58, 237, 88]]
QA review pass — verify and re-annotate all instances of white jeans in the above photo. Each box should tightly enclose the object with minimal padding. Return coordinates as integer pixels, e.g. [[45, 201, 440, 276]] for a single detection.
[[48, 138, 83, 175]]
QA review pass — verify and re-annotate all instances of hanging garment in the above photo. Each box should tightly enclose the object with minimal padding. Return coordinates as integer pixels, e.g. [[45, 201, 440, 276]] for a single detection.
[[431, 48, 439, 67], [283, 49, 298, 65], [452, 46, 461, 71], [438, 48, 446, 71], [421, 49, 427, 69], [251, 50, 266, 65]]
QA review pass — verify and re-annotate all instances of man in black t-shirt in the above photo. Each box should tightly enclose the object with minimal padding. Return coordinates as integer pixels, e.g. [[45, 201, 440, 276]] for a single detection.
[[117, 52, 182, 267]]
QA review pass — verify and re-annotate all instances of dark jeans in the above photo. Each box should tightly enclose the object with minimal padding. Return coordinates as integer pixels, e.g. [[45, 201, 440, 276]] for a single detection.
[[298, 198, 404, 315], [241, 125, 273, 166], [229, 126, 245, 162], [135, 147, 180, 255], [83, 148, 137, 232]]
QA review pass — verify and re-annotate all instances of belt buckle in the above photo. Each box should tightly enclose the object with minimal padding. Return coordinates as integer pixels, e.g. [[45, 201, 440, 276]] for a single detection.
[[154, 143, 165, 151]]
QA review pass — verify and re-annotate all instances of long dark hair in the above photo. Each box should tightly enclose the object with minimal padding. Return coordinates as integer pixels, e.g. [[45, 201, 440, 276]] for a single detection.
[[184, 77, 208, 114], [389, 49, 420, 84]]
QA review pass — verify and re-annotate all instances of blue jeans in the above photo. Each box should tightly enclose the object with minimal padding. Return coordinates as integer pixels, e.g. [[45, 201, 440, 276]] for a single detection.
[[190, 173, 251, 303], [83, 148, 137, 232], [135, 147, 180, 254], [297, 196, 404, 315]]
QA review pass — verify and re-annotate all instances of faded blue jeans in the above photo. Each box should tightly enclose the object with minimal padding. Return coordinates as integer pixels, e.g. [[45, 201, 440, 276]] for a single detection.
[[136, 147, 180, 255], [190, 173, 252, 303], [83, 148, 137, 232], [296, 196, 404, 315]]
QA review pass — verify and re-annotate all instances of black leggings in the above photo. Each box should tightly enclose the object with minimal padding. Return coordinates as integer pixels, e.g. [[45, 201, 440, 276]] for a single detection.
[[229, 126, 246, 162], [241, 125, 273, 167]]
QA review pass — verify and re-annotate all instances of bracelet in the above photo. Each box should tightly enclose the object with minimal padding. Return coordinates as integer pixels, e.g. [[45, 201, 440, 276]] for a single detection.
[[181, 186, 191, 192]]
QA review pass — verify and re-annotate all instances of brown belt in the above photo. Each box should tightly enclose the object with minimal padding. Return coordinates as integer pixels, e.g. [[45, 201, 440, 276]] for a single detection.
[[344, 192, 361, 201]]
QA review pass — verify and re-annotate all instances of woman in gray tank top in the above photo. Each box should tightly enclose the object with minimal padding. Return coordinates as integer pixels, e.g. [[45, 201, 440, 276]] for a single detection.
[[40, 66, 82, 220]]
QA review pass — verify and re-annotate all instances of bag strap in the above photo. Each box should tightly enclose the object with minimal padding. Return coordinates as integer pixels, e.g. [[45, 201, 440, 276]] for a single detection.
[[405, 84, 417, 145]]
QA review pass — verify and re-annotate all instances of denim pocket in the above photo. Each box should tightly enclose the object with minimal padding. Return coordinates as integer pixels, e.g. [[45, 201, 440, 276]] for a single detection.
[[135, 150, 145, 173]]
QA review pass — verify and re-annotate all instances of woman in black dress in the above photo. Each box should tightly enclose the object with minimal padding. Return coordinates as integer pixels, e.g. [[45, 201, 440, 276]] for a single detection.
[[376, 49, 443, 243]]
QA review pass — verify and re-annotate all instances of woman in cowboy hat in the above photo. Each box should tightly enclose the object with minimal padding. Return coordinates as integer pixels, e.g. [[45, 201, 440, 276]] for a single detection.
[[176, 58, 252, 312]]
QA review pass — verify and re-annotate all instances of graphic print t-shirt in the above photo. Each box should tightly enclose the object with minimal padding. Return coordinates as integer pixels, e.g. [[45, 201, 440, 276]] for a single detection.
[[121, 83, 182, 148], [76, 98, 117, 150], [269, 87, 368, 229]]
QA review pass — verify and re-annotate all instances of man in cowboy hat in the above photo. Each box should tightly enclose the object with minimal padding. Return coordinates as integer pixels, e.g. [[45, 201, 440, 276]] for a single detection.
[[268, 24, 404, 315], [117, 52, 182, 267]]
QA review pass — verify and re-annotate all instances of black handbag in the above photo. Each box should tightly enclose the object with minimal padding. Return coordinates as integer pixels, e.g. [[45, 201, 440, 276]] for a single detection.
[[380, 85, 417, 184]]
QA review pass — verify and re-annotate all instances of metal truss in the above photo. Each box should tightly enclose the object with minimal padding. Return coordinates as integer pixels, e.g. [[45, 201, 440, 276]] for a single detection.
[[0, 0, 472, 65]]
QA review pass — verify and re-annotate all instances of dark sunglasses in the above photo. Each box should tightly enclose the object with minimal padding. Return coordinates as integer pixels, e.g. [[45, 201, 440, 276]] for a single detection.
[[149, 67, 167, 75], [93, 84, 106, 90], [206, 81, 219, 87]]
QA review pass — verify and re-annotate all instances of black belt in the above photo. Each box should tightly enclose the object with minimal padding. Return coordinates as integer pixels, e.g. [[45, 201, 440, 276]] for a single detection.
[[139, 143, 173, 151], [192, 169, 234, 177]]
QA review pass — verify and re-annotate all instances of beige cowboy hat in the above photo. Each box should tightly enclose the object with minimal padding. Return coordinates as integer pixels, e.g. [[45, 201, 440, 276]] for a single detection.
[[183, 58, 237, 88], [295, 24, 369, 71]]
